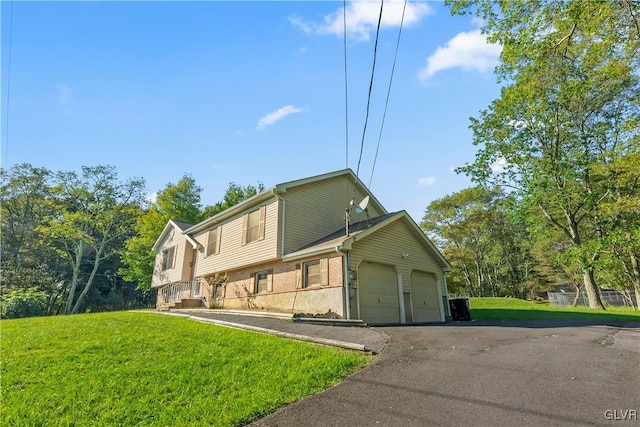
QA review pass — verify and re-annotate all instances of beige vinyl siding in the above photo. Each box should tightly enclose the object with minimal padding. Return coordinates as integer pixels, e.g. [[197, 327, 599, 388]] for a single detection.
[[349, 217, 446, 296], [282, 175, 384, 254], [151, 228, 191, 287], [194, 198, 279, 276]]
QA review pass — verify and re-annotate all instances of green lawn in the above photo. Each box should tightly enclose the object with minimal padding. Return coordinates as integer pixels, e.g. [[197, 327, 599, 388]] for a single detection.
[[1, 312, 370, 426], [469, 297, 640, 322]]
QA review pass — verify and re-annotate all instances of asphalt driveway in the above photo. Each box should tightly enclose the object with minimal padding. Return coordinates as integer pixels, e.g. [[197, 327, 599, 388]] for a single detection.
[[252, 321, 639, 427]]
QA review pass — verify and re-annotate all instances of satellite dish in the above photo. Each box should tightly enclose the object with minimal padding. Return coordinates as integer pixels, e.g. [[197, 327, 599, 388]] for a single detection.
[[355, 196, 370, 213]]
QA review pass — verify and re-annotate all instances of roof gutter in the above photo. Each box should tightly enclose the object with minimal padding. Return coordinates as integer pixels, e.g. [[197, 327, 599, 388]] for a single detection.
[[281, 243, 343, 262]]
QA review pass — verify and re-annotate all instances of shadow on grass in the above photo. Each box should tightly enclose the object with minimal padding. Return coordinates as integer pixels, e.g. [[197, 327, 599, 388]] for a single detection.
[[442, 308, 640, 328]]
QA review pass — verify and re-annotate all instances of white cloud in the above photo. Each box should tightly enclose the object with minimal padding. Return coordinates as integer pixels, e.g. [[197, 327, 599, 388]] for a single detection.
[[448, 166, 457, 173], [290, 0, 433, 42], [418, 176, 436, 187], [490, 157, 508, 173], [146, 192, 158, 204], [418, 29, 502, 80], [257, 105, 305, 131]]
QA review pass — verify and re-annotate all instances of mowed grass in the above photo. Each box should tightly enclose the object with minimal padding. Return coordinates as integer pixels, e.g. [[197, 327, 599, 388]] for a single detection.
[[470, 297, 640, 322], [1, 312, 370, 426]]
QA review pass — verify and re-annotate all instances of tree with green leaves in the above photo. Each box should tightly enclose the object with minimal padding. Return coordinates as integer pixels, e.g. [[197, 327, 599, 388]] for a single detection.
[[40, 166, 146, 314], [119, 175, 203, 290], [448, 0, 640, 308], [120, 178, 264, 290], [0, 164, 67, 314], [201, 182, 264, 218], [422, 186, 540, 298]]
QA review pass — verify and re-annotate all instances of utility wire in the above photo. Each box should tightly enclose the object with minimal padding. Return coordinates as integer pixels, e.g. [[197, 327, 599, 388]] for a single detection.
[[355, 0, 384, 180], [369, 0, 407, 188], [343, 0, 349, 172], [3, 1, 14, 165], [343, 0, 352, 206]]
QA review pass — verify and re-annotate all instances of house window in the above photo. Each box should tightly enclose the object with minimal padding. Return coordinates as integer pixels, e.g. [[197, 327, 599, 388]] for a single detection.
[[304, 261, 322, 288], [206, 227, 220, 257], [242, 206, 265, 245], [161, 246, 176, 271], [254, 270, 271, 294]]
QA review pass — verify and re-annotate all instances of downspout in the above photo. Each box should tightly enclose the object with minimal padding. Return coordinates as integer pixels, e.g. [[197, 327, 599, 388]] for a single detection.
[[337, 247, 350, 320], [272, 190, 286, 257]]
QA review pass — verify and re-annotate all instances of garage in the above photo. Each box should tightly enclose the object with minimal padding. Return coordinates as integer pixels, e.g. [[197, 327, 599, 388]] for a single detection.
[[358, 262, 400, 324], [410, 270, 441, 323]]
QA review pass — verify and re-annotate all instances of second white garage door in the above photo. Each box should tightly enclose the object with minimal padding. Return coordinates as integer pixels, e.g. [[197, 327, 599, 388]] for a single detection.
[[410, 271, 441, 323], [358, 262, 400, 324]]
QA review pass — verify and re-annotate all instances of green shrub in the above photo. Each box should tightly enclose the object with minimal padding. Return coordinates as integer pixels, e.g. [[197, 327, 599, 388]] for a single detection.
[[0, 288, 48, 319]]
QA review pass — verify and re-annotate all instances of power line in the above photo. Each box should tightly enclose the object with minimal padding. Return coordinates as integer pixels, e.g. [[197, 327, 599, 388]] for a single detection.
[[369, 0, 407, 188], [343, 0, 351, 205], [343, 0, 349, 172], [355, 0, 384, 179]]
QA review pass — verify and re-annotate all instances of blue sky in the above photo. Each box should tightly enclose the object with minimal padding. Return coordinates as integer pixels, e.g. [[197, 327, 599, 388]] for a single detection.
[[1, 1, 502, 222]]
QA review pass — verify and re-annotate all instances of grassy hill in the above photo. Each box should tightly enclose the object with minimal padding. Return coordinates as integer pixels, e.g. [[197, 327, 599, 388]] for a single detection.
[[1, 312, 369, 426]]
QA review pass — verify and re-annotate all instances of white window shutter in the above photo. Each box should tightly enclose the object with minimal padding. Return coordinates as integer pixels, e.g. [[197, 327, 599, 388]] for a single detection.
[[258, 206, 266, 241], [215, 227, 221, 254], [242, 214, 248, 246], [295, 264, 302, 288], [267, 271, 273, 293]]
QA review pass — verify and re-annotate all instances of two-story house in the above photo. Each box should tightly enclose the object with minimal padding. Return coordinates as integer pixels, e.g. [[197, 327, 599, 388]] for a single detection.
[[151, 169, 452, 325]]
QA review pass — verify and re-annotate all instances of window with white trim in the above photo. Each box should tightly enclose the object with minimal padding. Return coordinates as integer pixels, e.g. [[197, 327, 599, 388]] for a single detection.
[[242, 206, 265, 245], [304, 261, 322, 288], [206, 227, 220, 257], [254, 270, 271, 294], [161, 246, 176, 271]]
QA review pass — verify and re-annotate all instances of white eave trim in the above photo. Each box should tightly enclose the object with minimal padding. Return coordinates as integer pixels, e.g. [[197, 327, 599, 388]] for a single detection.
[[281, 243, 343, 262], [184, 234, 200, 250]]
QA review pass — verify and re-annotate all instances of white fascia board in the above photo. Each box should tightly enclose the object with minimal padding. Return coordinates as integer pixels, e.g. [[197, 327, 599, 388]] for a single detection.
[[281, 243, 343, 262], [151, 221, 176, 252], [183, 233, 200, 250]]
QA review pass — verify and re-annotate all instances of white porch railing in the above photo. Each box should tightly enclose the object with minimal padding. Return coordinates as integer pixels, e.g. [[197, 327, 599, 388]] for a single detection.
[[159, 282, 193, 305]]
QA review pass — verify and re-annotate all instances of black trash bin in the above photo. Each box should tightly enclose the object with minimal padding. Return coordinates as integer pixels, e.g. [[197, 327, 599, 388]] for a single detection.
[[449, 298, 471, 321]]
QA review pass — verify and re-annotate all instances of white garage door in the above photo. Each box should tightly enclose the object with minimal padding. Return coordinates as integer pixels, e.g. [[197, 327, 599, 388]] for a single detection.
[[358, 262, 400, 324], [410, 271, 441, 323]]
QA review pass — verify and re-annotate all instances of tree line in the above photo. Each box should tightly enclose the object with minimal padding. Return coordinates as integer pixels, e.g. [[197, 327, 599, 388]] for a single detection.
[[421, 0, 640, 309], [3, 0, 638, 316], [0, 163, 261, 318]]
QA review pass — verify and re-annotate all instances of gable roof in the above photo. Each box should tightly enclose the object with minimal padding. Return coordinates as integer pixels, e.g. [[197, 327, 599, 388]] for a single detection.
[[184, 168, 386, 235], [282, 211, 452, 271], [151, 219, 197, 251]]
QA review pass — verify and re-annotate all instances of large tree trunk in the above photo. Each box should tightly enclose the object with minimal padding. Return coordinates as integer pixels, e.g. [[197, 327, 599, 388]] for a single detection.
[[630, 253, 640, 311], [71, 243, 106, 314], [65, 241, 84, 314], [582, 269, 605, 310]]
